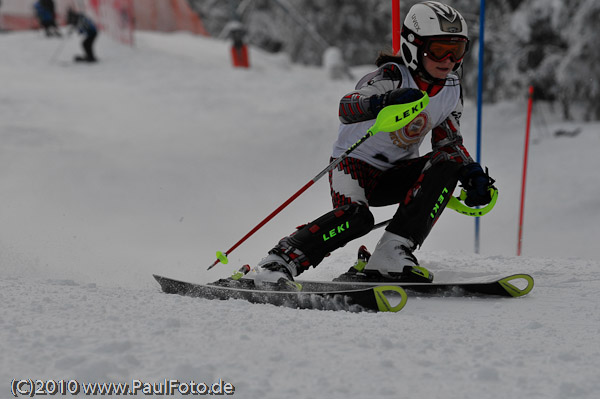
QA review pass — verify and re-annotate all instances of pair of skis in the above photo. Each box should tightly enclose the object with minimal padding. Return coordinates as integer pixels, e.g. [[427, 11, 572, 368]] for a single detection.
[[153, 273, 534, 313]]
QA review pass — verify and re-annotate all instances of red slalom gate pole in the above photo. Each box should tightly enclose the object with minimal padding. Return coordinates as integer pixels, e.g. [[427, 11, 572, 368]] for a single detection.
[[517, 86, 534, 256], [392, 0, 401, 54]]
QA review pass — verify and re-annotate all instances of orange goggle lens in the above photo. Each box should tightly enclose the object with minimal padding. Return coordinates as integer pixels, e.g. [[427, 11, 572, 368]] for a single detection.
[[425, 40, 467, 62]]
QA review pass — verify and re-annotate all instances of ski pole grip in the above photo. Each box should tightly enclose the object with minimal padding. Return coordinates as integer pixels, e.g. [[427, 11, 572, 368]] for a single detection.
[[447, 188, 498, 217]]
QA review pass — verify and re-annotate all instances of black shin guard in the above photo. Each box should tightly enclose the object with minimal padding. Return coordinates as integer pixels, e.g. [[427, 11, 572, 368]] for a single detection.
[[279, 203, 374, 271], [387, 161, 462, 246]]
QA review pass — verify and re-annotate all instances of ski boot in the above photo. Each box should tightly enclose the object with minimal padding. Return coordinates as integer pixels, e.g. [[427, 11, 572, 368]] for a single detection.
[[334, 233, 433, 283], [241, 252, 302, 291]]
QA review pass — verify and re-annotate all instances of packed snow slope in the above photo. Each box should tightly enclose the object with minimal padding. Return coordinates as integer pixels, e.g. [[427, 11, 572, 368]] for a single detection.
[[1, 30, 600, 398]]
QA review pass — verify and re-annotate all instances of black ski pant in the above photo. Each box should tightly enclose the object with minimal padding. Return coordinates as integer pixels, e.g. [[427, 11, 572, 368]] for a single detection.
[[274, 156, 462, 273], [82, 31, 97, 60], [372, 158, 462, 245]]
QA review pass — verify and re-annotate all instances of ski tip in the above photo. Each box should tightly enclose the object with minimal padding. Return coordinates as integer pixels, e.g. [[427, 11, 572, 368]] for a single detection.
[[153, 274, 169, 290]]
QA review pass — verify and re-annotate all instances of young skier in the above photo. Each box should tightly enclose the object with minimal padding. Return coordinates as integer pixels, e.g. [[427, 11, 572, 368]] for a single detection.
[[245, 1, 495, 288], [67, 8, 98, 63]]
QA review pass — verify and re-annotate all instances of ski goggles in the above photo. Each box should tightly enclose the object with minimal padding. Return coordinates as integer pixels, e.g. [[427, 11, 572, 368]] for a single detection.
[[424, 38, 468, 63]]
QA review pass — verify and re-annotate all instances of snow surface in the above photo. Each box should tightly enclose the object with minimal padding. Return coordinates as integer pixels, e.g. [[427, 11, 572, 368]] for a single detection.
[[2, 30, 600, 398]]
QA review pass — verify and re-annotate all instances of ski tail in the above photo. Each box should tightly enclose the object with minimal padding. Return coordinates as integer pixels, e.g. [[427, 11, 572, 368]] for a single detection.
[[497, 274, 534, 297], [373, 286, 408, 312]]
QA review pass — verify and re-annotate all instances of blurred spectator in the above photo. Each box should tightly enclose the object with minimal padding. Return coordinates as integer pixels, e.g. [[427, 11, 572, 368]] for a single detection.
[[34, 0, 61, 37], [67, 8, 98, 63]]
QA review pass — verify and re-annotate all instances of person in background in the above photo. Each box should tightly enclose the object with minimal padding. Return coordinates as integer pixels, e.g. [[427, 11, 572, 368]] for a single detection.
[[34, 0, 61, 37], [67, 8, 98, 63], [241, 1, 496, 289]]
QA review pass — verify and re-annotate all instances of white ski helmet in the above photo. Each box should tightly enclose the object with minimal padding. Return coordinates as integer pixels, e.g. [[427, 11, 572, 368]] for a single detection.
[[400, 1, 469, 75]]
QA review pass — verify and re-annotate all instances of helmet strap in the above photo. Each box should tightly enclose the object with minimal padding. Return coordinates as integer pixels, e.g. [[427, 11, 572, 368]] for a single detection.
[[412, 69, 446, 96]]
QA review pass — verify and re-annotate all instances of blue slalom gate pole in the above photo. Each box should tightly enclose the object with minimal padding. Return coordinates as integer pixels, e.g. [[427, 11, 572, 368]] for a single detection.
[[474, 0, 486, 253]]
